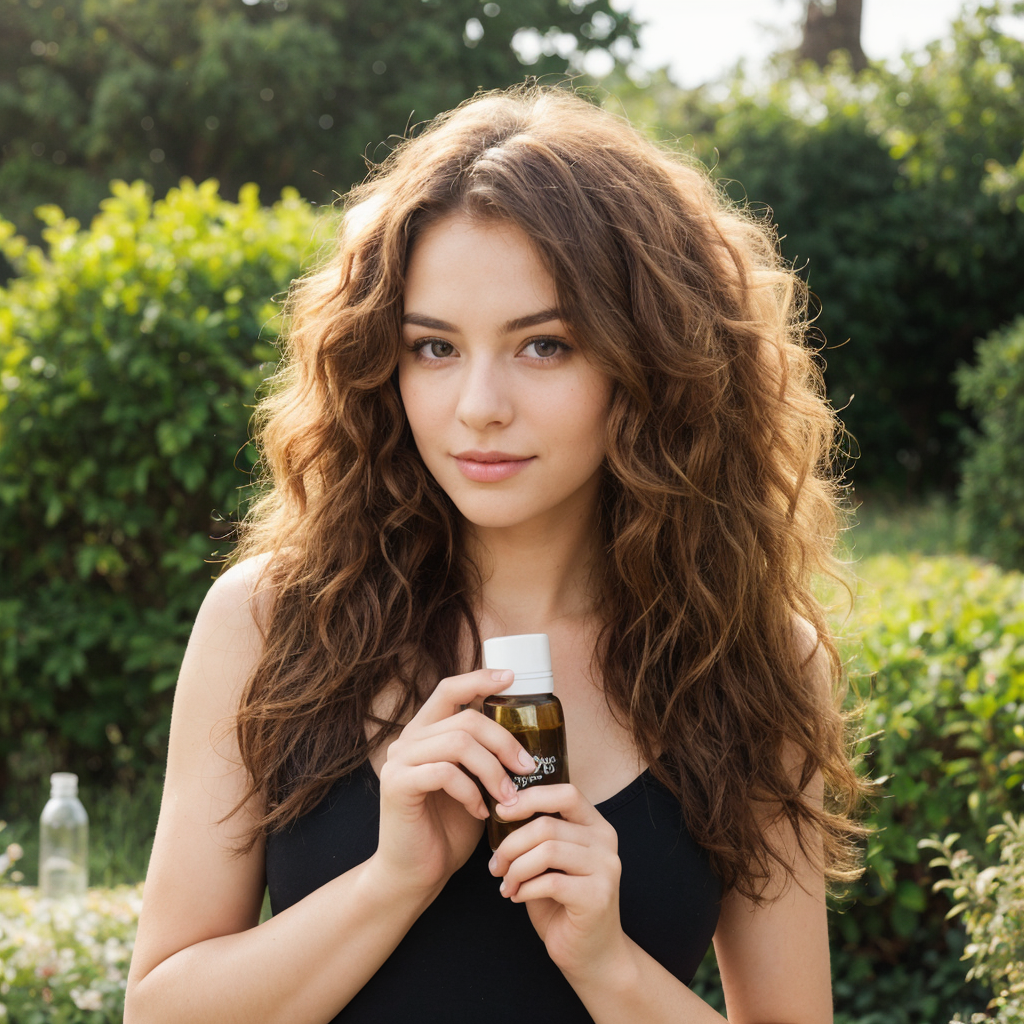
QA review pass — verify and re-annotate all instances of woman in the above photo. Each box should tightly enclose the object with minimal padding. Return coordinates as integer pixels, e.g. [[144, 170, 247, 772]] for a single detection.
[[125, 85, 868, 1023]]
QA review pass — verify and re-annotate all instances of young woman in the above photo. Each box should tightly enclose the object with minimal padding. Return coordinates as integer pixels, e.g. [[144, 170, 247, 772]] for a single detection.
[[125, 85, 867, 1024]]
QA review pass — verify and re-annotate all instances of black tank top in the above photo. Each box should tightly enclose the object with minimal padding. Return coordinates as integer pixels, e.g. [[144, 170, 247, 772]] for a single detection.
[[266, 761, 720, 1023]]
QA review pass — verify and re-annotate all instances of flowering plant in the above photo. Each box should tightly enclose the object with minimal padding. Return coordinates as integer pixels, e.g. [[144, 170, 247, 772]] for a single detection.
[[0, 882, 141, 1022], [0, 824, 22, 885], [922, 812, 1024, 1024]]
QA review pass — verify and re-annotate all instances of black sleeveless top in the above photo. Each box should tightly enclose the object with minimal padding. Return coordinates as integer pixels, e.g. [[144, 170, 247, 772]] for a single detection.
[[266, 761, 721, 1023]]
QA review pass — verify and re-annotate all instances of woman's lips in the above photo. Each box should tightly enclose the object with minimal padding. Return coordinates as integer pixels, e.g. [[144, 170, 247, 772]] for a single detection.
[[452, 452, 535, 483]]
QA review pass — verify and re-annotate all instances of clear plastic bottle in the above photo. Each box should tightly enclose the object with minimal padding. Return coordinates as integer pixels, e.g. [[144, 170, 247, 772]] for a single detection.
[[39, 772, 88, 899], [482, 633, 570, 851]]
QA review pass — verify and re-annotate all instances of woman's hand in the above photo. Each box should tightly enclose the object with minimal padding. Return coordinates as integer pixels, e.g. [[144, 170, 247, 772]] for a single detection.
[[370, 668, 539, 900], [487, 784, 630, 982]]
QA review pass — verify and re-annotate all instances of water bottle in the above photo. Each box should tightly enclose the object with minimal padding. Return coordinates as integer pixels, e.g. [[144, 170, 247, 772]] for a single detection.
[[39, 772, 88, 899]]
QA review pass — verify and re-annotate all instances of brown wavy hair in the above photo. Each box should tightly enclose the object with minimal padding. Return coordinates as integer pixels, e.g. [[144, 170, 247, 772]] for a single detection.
[[230, 83, 870, 903]]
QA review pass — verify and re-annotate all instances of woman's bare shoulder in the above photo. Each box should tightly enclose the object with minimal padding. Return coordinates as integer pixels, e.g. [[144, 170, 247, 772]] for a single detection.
[[790, 613, 833, 698], [201, 552, 278, 629], [175, 553, 281, 718]]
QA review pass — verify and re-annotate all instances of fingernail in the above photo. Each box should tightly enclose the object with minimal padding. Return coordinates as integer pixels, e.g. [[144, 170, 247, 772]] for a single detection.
[[499, 881, 508, 896], [518, 751, 536, 772], [491, 669, 514, 684], [488, 854, 498, 873], [501, 779, 519, 804]]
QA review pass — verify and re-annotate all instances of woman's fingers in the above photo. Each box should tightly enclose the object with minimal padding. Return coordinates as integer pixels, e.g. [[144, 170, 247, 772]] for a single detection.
[[393, 727, 524, 807], [494, 783, 610, 829], [505, 870, 602, 908], [420, 707, 537, 772], [379, 672, 543, 821], [411, 669, 516, 727], [500, 838, 601, 899], [404, 762, 491, 820], [388, 704, 537, 800], [489, 812, 594, 876], [495, 823, 622, 907], [489, 786, 621, 898]]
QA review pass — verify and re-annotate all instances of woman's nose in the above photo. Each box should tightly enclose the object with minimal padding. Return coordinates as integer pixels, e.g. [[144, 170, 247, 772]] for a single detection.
[[455, 357, 514, 430]]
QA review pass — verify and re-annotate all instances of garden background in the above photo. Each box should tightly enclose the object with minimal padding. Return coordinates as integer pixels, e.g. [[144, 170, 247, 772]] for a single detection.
[[1, 0, 1023, 1020]]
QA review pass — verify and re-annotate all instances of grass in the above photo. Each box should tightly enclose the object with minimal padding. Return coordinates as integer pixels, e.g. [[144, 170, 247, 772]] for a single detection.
[[840, 489, 969, 561], [1, 492, 973, 892]]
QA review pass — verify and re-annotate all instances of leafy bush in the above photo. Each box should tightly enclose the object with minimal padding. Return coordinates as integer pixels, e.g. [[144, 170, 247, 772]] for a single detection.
[[956, 316, 1024, 571], [924, 814, 1024, 1023], [828, 554, 1024, 1020], [0, 179, 324, 787], [0, 0, 639, 240], [0, 884, 142, 1022]]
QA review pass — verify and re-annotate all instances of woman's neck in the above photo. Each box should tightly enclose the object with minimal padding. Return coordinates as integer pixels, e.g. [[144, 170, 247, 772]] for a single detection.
[[462, 506, 603, 634]]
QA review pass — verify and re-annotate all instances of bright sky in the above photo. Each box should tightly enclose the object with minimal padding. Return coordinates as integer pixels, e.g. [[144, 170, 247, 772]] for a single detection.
[[602, 0, 1017, 86]]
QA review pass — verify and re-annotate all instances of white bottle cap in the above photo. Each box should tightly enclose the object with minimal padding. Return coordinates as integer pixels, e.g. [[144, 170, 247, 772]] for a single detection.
[[50, 772, 79, 798], [483, 634, 554, 696]]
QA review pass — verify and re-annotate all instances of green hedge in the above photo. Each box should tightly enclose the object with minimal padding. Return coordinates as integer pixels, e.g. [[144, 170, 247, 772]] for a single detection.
[[956, 316, 1024, 572], [832, 554, 1024, 1021], [687, 553, 1024, 1021], [0, 179, 323, 787]]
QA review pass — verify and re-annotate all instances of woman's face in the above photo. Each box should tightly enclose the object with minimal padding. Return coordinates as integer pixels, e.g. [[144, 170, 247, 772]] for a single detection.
[[398, 213, 612, 535]]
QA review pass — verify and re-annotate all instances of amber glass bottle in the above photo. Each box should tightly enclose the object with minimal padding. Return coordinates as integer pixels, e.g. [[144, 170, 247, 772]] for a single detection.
[[482, 634, 569, 851]]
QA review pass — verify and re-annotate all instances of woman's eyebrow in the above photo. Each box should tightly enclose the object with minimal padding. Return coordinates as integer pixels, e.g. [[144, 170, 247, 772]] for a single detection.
[[501, 308, 563, 333], [401, 307, 564, 334], [402, 313, 457, 331]]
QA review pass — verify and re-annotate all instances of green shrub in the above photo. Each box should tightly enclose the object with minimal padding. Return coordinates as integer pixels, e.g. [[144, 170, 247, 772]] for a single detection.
[[956, 316, 1024, 571], [0, 0, 639, 239], [828, 554, 1024, 1019], [0, 179, 324, 787], [924, 814, 1024, 1023]]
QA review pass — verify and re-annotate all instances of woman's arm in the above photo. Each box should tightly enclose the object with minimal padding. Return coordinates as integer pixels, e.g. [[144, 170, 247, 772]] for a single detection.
[[124, 559, 433, 1024], [125, 559, 535, 1024], [710, 619, 834, 1023], [710, 757, 831, 1024]]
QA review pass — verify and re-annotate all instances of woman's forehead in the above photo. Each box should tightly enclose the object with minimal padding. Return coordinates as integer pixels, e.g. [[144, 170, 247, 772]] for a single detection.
[[403, 215, 561, 330]]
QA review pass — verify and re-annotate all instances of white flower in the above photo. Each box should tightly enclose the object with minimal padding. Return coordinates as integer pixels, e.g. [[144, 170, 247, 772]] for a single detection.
[[71, 987, 104, 1011]]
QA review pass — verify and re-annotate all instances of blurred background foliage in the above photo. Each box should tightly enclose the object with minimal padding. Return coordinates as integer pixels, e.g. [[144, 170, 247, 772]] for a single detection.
[[2, 1, 1024, 1021], [0, 0, 638, 239]]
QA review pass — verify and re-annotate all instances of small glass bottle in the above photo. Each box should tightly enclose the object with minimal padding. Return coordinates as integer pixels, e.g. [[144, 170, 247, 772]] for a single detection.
[[39, 772, 88, 899], [482, 633, 569, 851]]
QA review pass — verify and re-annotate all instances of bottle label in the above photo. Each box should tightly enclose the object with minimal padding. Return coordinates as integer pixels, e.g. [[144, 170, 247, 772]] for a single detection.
[[512, 753, 564, 789]]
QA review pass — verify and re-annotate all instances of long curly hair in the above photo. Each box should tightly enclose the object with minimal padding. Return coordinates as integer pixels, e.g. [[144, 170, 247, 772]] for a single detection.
[[230, 84, 869, 903]]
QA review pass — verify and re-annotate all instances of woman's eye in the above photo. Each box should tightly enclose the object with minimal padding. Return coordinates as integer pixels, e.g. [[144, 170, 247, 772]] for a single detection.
[[523, 338, 566, 359], [413, 339, 455, 359]]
